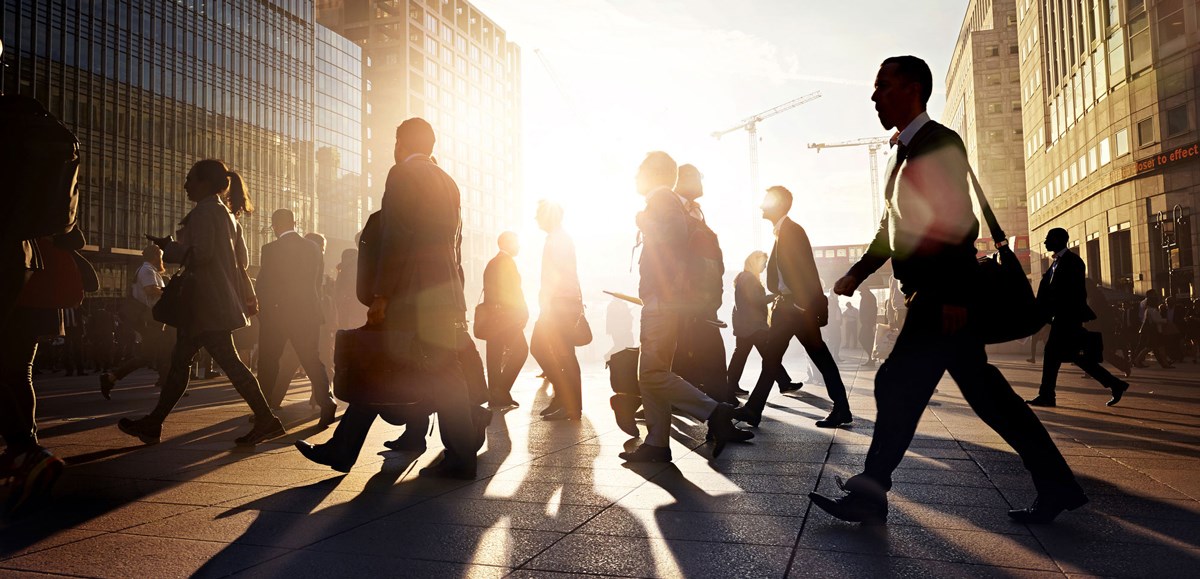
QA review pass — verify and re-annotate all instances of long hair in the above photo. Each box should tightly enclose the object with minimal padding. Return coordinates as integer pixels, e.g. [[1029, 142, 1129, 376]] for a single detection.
[[190, 159, 254, 217]]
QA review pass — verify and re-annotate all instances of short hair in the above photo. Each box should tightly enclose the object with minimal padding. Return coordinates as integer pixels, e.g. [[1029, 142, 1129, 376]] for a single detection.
[[1047, 227, 1069, 244], [142, 243, 162, 260], [638, 151, 678, 189], [765, 185, 794, 208], [744, 250, 767, 271], [882, 55, 933, 107], [271, 208, 295, 228], [396, 117, 436, 155], [676, 163, 703, 198], [497, 231, 518, 250], [305, 232, 327, 251], [536, 200, 563, 228]]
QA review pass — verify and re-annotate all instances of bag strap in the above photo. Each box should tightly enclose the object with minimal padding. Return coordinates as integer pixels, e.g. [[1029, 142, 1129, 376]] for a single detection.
[[966, 165, 1007, 248]]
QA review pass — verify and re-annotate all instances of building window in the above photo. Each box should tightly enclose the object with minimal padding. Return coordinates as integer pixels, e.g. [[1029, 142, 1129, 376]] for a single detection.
[[1011, 100, 1022, 112], [1158, 0, 1186, 48], [1109, 227, 1133, 294], [987, 102, 1003, 114], [987, 45, 1000, 57], [1115, 127, 1130, 156], [984, 73, 1001, 86], [1137, 117, 1155, 146], [1099, 137, 1112, 165], [1009, 44, 1019, 55], [1166, 104, 1189, 137], [1128, 12, 1151, 71], [1107, 31, 1126, 86]]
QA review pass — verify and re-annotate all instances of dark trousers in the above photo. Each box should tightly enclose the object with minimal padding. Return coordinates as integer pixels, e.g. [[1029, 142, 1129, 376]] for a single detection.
[[851, 305, 1082, 500], [673, 314, 733, 403], [746, 300, 849, 418], [859, 321, 876, 359], [1039, 322, 1126, 399], [530, 314, 581, 416], [148, 330, 273, 423], [63, 330, 86, 373], [485, 327, 527, 405], [0, 330, 39, 450], [727, 330, 792, 390], [257, 314, 332, 409], [111, 318, 172, 383]]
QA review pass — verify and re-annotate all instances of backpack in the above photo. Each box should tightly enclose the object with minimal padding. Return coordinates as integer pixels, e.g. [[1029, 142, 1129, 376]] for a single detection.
[[0, 95, 80, 241]]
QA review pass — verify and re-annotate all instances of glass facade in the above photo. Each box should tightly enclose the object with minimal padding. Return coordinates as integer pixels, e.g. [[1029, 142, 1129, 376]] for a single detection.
[[315, 26, 364, 256], [1, 0, 363, 292]]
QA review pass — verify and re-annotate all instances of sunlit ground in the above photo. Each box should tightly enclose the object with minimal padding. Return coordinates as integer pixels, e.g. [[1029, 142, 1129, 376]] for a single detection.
[[2, 342, 1199, 577]]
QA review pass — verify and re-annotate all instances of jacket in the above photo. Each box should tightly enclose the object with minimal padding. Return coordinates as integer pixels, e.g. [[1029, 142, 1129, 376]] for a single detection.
[[163, 194, 250, 334], [256, 231, 325, 325], [732, 270, 770, 337], [637, 187, 689, 305], [767, 217, 826, 317], [1037, 249, 1096, 325]]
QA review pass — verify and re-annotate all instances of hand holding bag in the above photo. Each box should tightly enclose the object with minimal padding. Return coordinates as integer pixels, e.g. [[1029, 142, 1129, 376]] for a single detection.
[[153, 249, 195, 328], [333, 326, 453, 406], [571, 305, 593, 347], [967, 167, 1046, 344]]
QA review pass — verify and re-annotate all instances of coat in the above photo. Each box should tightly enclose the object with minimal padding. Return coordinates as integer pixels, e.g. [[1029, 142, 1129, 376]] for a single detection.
[[767, 217, 826, 319], [256, 231, 326, 326], [732, 270, 770, 337], [1037, 249, 1096, 326], [163, 194, 250, 335]]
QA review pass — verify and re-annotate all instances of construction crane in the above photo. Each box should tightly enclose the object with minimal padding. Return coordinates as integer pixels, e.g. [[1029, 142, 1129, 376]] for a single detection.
[[808, 137, 892, 226], [713, 91, 822, 244]]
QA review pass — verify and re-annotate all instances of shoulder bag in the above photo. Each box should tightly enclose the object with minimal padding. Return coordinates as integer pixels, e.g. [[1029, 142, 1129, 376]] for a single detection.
[[153, 250, 195, 328]]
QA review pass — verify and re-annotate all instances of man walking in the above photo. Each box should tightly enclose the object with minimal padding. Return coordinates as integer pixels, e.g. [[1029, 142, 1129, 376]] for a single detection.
[[810, 55, 1087, 525], [255, 209, 337, 426], [1027, 228, 1130, 408], [737, 185, 851, 428], [481, 231, 529, 410]]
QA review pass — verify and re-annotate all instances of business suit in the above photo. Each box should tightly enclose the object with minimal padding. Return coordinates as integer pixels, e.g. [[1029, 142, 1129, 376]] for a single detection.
[[255, 231, 334, 410], [482, 250, 529, 407], [833, 118, 1082, 508], [317, 154, 481, 473], [1035, 249, 1128, 402], [743, 217, 849, 422]]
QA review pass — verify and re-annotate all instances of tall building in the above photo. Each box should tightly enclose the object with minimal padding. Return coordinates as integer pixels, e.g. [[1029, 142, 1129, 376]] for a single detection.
[[315, 26, 366, 258], [946, 0, 1033, 271], [316, 0, 522, 293], [1017, 0, 1198, 297], [1, 0, 364, 292]]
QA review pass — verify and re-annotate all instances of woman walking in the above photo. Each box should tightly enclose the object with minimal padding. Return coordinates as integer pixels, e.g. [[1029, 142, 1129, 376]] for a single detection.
[[727, 251, 798, 395], [530, 201, 584, 421], [118, 159, 284, 445]]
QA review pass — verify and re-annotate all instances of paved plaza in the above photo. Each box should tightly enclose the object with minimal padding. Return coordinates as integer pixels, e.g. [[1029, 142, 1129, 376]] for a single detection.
[[2, 347, 1198, 578]]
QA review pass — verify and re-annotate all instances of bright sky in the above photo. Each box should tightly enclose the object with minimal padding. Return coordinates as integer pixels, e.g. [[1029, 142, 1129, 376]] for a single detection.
[[471, 0, 968, 300]]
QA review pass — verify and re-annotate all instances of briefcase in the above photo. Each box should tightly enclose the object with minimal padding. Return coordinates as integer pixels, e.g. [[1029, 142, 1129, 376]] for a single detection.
[[333, 327, 450, 406], [1079, 330, 1104, 364], [606, 347, 640, 395]]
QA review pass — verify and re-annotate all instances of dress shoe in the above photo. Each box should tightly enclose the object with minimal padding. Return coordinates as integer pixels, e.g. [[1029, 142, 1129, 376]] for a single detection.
[[117, 417, 162, 445], [538, 398, 562, 417], [1026, 396, 1056, 407], [487, 399, 519, 411], [1007, 493, 1088, 524], [610, 394, 641, 437], [734, 386, 750, 395], [706, 403, 742, 458], [311, 397, 337, 427], [618, 443, 672, 463], [542, 408, 580, 422], [383, 433, 427, 453], [98, 372, 116, 400], [731, 405, 761, 428], [235, 416, 286, 446], [779, 382, 803, 393], [1106, 381, 1129, 407], [294, 440, 353, 473], [809, 491, 888, 525], [816, 409, 853, 428], [419, 460, 477, 480]]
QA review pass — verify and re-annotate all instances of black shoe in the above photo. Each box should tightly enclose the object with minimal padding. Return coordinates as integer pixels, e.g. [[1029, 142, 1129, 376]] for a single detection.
[[419, 460, 477, 480], [487, 399, 519, 411], [542, 408, 580, 422], [235, 416, 286, 446], [618, 443, 672, 463], [706, 403, 741, 458], [311, 397, 337, 428], [99, 372, 117, 400], [1107, 381, 1129, 406], [731, 405, 761, 428], [294, 441, 353, 473], [3, 446, 65, 516], [816, 409, 852, 428], [779, 382, 803, 393], [1026, 396, 1056, 407], [383, 433, 427, 454], [809, 491, 888, 525], [538, 398, 562, 417], [117, 417, 162, 445], [610, 394, 641, 437], [1008, 493, 1088, 524], [734, 387, 750, 395]]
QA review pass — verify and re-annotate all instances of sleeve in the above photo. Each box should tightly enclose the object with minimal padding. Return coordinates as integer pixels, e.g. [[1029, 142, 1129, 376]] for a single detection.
[[791, 226, 824, 304], [846, 213, 892, 283], [372, 165, 410, 298], [136, 266, 158, 291], [167, 207, 218, 266]]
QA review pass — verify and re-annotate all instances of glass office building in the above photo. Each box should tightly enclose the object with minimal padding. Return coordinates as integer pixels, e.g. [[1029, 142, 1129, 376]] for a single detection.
[[1, 0, 364, 291], [315, 25, 365, 257]]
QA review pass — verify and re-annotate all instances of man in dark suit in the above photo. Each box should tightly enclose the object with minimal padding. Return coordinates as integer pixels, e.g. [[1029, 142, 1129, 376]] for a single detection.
[[295, 118, 482, 479], [481, 231, 529, 410], [1028, 228, 1129, 407], [810, 56, 1086, 525], [736, 185, 850, 428]]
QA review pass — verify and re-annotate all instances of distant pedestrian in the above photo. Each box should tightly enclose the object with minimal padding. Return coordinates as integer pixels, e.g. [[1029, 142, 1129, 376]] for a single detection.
[[530, 200, 584, 421], [1133, 293, 1174, 369], [481, 231, 529, 410], [858, 288, 878, 367], [118, 159, 284, 446], [727, 250, 799, 395], [99, 244, 171, 399]]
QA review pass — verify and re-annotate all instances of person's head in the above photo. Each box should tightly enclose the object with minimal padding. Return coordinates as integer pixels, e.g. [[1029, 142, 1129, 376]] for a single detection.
[[497, 231, 520, 256], [271, 208, 296, 238], [744, 250, 768, 275], [394, 117, 436, 163], [185, 159, 254, 216], [142, 243, 164, 273], [305, 232, 327, 254], [1146, 292, 1161, 306], [535, 200, 564, 233], [676, 164, 703, 200], [1044, 227, 1069, 252], [635, 151, 678, 196], [340, 248, 358, 267], [872, 55, 932, 131], [761, 185, 793, 223]]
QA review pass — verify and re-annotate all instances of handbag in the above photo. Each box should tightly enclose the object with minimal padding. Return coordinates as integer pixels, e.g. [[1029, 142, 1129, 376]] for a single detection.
[[16, 238, 84, 309], [472, 290, 503, 341], [967, 167, 1045, 344], [571, 306, 593, 347], [153, 250, 195, 328], [606, 347, 640, 395], [333, 326, 450, 406]]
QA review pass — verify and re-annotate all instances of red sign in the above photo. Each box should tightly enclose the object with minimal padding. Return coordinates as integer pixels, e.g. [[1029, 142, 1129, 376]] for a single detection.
[[1136, 141, 1200, 175]]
